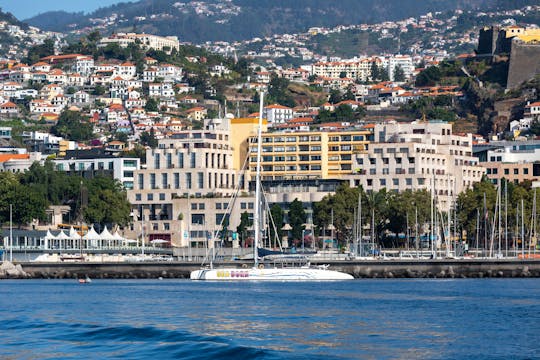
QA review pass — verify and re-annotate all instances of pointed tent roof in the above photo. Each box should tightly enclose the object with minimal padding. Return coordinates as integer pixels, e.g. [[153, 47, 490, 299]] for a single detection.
[[69, 226, 82, 240], [99, 226, 115, 240], [83, 226, 101, 240], [112, 231, 124, 241], [55, 230, 70, 240], [45, 229, 56, 240]]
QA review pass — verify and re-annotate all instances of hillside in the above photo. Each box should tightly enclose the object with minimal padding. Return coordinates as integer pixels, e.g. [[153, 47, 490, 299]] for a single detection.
[[25, 0, 538, 44]]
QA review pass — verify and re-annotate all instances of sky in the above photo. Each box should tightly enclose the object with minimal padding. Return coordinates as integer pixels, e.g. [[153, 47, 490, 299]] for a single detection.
[[1, 0, 126, 20]]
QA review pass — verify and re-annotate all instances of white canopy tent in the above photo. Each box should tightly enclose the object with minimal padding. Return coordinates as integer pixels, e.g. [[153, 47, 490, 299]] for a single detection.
[[44, 229, 56, 250], [83, 226, 101, 248], [99, 226, 116, 248], [55, 230, 71, 249], [69, 227, 82, 249]]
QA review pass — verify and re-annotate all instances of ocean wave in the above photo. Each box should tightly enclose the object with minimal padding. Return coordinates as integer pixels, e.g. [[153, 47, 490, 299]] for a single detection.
[[0, 319, 329, 360]]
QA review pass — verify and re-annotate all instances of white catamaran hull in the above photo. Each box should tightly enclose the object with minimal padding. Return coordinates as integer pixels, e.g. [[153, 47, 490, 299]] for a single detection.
[[190, 267, 354, 281]]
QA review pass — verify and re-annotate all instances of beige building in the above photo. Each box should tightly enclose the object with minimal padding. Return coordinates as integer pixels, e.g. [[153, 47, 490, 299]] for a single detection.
[[350, 122, 485, 211], [248, 130, 371, 181], [126, 118, 247, 248], [99, 33, 180, 53]]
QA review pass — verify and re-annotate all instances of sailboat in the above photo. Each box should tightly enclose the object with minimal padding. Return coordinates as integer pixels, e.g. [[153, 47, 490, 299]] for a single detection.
[[190, 93, 353, 281]]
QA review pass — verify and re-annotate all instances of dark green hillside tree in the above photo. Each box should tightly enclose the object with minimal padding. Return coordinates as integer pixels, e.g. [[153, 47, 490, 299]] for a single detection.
[[267, 75, 295, 108], [51, 110, 94, 142], [84, 176, 131, 227]]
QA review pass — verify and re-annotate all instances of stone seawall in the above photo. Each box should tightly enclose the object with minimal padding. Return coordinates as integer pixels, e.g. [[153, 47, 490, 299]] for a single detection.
[[9, 259, 540, 279]]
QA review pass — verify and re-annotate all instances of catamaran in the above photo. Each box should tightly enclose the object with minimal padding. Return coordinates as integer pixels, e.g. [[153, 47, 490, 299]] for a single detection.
[[190, 93, 353, 281]]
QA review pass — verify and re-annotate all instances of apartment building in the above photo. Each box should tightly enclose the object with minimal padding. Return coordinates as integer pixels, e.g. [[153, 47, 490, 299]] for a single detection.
[[248, 130, 371, 182], [53, 149, 140, 190], [126, 118, 247, 248], [478, 140, 540, 185], [351, 121, 484, 211], [99, 33, 180, 53]]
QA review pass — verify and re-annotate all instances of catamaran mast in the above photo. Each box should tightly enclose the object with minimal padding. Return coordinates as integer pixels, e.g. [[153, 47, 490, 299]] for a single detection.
[[253, 91, 264, 268]]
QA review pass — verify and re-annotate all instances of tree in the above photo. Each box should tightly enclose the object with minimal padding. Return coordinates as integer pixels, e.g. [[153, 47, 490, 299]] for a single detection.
[[267, 74, 295, 107], [83, 176, 131, 227], [288, 199, 306, 245], [394, 65, 405, 82], [144, 98, 159, 112], [25, 38, 55, 64], [269, 204, 283, 247], [51, 110, 94, 142], [314, 183, 360, 246], [140, 128, 158, 148], [415, 66, 442, 87], [236, 211, 252, 247], [328, 89, 342, 104], [370, 62, 380, 81], [92, 84, 106, 96]]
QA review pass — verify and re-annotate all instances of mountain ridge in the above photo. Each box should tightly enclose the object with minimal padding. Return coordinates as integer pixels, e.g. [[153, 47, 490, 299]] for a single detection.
[[24, 0, 537, 44]]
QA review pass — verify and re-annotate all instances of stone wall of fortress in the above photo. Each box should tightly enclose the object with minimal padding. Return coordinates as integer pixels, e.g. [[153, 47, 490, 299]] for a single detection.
[[507, 40, 540, 89]]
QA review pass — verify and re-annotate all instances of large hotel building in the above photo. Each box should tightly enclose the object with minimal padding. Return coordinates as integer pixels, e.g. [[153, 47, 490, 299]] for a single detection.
[[125, 118, 484, 248]]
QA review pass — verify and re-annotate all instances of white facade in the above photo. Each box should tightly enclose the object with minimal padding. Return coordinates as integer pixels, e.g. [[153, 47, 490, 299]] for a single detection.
[[350, 122, 485, 212]]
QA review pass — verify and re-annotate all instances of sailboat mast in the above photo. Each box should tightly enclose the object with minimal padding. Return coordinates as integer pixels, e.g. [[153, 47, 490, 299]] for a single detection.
[[253, 91, 264, 268]]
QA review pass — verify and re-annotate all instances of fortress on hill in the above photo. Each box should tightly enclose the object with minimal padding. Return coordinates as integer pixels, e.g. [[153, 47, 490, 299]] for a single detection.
[[477, 26, 540, 89]]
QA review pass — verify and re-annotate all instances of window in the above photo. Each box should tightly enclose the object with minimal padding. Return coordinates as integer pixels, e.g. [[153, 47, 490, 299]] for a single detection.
[[190, 153, 196, 168], [504, 169, 509, 175], [514, 169, 519, 175], [186, 173, 192, 189], [123, 160, 137, 167], [380, 179, 386, 186], [199, 203, 205, 210], [216, 203, 222, 210], [135, 194, 141, 201], [138, 174, 144, 190], [178, 153, 184, 168], [241, 202, 247, 210], [248, 202, 254, 209], [123, 171, 134, 178], [147, 193, 153, 201], [174, 173, 180, 189], [393, 178, 399, 186], [150, 174, 156, 189], [197, 172, 204, 189], [166, 153, 172, 168], [162, 173, 168, 189], [406, 178, 412, 186], [159, 193, 165, 200], [524, 168, 529, 175], [191, 214, 205, 225], [154, 154, 160, 169]]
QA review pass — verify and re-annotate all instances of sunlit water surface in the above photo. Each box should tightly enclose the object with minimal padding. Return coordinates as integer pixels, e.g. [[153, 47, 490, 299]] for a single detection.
[[1, 279, 539, 359]]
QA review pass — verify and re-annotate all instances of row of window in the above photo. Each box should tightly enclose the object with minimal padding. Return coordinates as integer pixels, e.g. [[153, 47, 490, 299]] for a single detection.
[[258, 144, 358, 153], [152, 152, 229, 170], [138, 172, 236, 190], [366, 178, 421, 187], [362, 157, 416, 165], [487, 167, 529, 175]]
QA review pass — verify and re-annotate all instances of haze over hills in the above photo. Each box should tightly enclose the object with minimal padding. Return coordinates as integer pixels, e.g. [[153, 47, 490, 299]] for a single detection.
[[24, 0, 537, 43]]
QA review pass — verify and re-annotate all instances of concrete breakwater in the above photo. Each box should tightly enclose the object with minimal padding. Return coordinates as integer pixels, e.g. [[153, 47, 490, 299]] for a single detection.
[[4, 259, 540, 279]]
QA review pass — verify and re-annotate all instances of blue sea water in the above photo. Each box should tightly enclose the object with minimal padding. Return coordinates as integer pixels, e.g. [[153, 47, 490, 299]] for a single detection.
[[0, 279, 539, 359]]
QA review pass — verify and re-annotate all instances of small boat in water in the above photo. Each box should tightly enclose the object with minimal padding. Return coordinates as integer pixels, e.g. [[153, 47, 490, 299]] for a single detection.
[[78, 276, 92, 284]]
